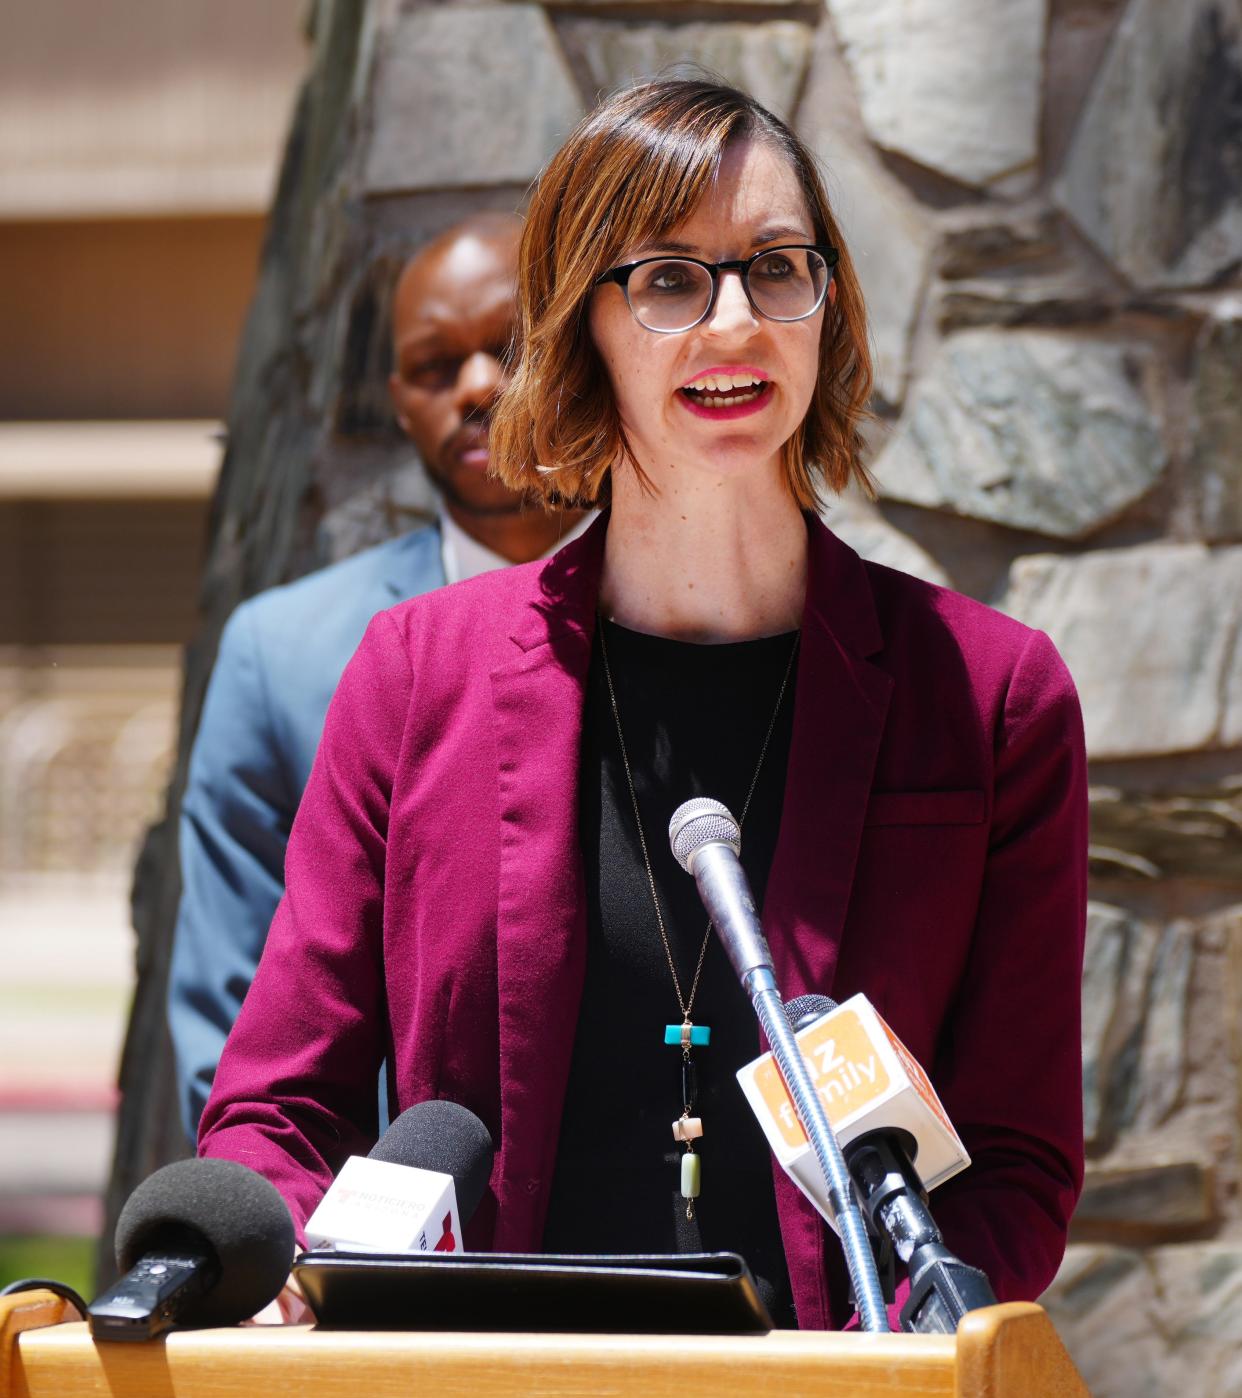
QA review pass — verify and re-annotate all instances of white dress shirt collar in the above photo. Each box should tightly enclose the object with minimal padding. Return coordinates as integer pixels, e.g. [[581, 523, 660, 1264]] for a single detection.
[[439, 508, 597, 586]]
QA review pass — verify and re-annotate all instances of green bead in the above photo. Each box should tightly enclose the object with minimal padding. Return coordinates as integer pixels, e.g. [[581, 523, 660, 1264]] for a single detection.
[[680, 1151, 701, 1199]]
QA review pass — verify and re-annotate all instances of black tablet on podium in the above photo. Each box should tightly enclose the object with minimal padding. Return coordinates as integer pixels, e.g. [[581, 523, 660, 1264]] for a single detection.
[[293, 1250, 773, 1333]]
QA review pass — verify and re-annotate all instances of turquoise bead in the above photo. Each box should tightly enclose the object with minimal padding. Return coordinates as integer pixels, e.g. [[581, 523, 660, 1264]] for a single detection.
[[680, 1151, 701, 1199], [664, 1024, 711, 1046]]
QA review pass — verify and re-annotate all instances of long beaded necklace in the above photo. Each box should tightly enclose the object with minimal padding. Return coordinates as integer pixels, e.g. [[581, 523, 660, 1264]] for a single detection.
[[596, 616, 799, 1220]]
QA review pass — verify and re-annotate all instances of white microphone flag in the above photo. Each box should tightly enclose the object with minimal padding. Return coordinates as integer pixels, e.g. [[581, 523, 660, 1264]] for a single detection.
[[304, 1156, 462, 1254], [736, 993, 969, 1230]]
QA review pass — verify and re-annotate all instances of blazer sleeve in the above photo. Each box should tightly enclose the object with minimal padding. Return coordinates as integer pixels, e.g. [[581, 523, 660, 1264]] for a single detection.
[[928, 626, 1088, 1302], [167, 604, 297, 1143], [197, 610, 412, 1239]]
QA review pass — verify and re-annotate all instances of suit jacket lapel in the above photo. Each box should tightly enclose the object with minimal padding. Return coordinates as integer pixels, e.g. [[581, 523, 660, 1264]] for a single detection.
[[488, 518, 607, 1248], [381, 521, 445, 602]]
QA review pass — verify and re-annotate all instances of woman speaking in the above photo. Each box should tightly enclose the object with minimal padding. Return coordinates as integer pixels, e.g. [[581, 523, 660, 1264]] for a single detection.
[[199, 79, 1087, 1330]]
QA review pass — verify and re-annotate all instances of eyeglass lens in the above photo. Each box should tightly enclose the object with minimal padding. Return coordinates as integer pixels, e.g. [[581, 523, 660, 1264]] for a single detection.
[[626, 249, 830, 332]]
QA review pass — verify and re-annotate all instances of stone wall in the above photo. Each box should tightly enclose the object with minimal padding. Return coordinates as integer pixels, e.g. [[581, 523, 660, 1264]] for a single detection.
[[112, 1, 1242, 1388]]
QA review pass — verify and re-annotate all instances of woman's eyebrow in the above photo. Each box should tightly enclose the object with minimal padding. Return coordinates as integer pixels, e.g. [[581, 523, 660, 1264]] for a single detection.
[[631, 224, 815, 259], [631, 238, 698, 258], [752, 222, 815, 245]]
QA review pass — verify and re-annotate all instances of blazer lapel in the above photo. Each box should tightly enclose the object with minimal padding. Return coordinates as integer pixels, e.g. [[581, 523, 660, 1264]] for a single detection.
[[764, 515, 892, 999], [765, 516, 893, 1328], [488, 518, 607, 1249]]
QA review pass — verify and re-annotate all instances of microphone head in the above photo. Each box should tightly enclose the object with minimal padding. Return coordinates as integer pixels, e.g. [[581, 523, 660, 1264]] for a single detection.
[[784, 993, 838, 1032], [369, 1100, 495, 1224], [668, 796, 741, 874], [114, 1158, 294, 1327]]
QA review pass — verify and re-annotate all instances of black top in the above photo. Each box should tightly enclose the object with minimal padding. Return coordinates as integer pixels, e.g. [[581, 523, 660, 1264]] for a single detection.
[[542, 618, 800, 1327]]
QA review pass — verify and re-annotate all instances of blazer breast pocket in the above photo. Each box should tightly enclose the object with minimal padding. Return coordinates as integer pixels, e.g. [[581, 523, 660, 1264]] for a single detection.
[[863, 788, 986, 827]]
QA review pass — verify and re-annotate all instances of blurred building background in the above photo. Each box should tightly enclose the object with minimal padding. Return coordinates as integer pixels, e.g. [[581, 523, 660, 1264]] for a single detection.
[[0, 0, 307, 1286]]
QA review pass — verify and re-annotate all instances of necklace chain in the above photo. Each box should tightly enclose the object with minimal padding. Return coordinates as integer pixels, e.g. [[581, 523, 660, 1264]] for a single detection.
[[596, 618, 800, 1020]]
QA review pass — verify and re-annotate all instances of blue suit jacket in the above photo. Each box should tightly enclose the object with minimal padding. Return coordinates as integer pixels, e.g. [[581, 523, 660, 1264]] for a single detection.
[[168, 523, 447, 1138]]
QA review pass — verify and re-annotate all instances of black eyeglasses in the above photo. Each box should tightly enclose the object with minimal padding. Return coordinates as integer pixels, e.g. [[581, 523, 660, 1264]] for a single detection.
[[595, 244, 839, 334]]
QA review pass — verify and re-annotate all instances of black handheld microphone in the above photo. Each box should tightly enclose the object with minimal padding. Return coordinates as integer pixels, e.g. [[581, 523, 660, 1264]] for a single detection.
[[369, 1099, 495, 1223], [88, 1157, 295, 1341], [304, 1099, 495, 1252], [785, 994, 997, 1334]]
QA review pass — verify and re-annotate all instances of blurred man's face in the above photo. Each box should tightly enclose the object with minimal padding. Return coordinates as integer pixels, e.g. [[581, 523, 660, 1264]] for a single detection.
[[388, 222, 525, 517]]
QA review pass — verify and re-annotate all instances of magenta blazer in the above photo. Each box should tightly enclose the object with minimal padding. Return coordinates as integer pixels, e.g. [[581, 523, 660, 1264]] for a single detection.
[[200, 513, 1087, 1328]]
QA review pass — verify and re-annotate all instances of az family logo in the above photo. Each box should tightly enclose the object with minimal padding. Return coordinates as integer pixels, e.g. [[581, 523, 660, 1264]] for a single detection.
[[754, 1007, 891, 1148]]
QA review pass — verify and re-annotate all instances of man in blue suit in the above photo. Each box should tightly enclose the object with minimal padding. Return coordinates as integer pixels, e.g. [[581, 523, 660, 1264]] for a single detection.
[[168, 212, 590, 1140]]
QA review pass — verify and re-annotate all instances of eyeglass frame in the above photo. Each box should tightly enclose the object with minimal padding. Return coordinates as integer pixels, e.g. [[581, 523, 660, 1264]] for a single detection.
[[594, 243, 841, 334]]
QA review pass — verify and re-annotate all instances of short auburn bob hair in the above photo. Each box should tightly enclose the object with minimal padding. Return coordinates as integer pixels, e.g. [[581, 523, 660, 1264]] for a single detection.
[[489, 78, 874, 510]]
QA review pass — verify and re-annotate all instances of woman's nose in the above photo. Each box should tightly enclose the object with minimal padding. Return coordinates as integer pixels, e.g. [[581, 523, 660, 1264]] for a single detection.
[[703, 270, 759, 337]]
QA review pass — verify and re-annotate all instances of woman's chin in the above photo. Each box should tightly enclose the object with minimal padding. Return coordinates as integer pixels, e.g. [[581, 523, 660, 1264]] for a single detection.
[[677, 434, 787, 482]]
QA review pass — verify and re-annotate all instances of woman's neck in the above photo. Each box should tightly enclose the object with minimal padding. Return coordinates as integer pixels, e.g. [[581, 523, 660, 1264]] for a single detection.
[[600, 461, 808, 642]]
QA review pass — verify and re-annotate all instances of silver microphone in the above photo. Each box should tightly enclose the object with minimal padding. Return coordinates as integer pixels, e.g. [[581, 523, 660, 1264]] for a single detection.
[[668, 798, 773, 990], [668, 796, 891, 1334]]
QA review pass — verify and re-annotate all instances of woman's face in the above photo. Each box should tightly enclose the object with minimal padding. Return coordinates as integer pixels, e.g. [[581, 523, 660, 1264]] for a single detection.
[[588, 136, 826, 492]]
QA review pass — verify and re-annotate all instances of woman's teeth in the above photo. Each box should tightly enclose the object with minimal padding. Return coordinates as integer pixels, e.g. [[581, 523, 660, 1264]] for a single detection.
[[682, 373, 769, 408]]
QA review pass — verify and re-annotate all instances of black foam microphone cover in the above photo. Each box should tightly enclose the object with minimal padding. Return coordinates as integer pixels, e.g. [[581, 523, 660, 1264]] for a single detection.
[[114, 1157, 295, 1327], [369, 1100, 495, 1224]]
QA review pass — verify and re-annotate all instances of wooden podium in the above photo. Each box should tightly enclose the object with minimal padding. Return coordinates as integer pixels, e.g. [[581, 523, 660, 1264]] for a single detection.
[[1, 1288, 1089, 1397]]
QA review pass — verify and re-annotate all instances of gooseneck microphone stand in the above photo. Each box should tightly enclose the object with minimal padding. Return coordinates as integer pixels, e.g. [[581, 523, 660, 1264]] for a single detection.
[[786, 995, 999, 1335], [669, 797, 891, 1334], [847, 1132, 997, 1333]]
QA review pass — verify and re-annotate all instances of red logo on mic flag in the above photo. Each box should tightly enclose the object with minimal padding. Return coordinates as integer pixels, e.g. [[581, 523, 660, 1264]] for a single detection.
[[433, 1212, 456, 1252]]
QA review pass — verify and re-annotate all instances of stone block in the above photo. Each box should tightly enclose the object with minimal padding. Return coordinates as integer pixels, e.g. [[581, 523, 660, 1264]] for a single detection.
[[795, 18, 933, 406], [937, 208, 1062, 280], [332, 251, 406, 439], [559, 21, 812, 122], [1003, 543, 1242, 758], [545, 0, 795, 6], [1078, 902, 1242, 1193], [1072, 1160, 1216, 1242], [1089, 780, 1242, 884], [1044, 1244, 1242, 1398], [934, 277, 1117, 333], [1191, 299, 1242, 541], [1041, 1246, 1164, 1397], [873, 330, 1167, 540], [819, 491, 949, 587], [363, 6, 583, 194], [824, 0, 1047, 188], [800, 126, 932, 406], [1055, 0, 1242, 289], [1081, 901, 1161, 1152], [1131, 924, 1195, 1129]]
